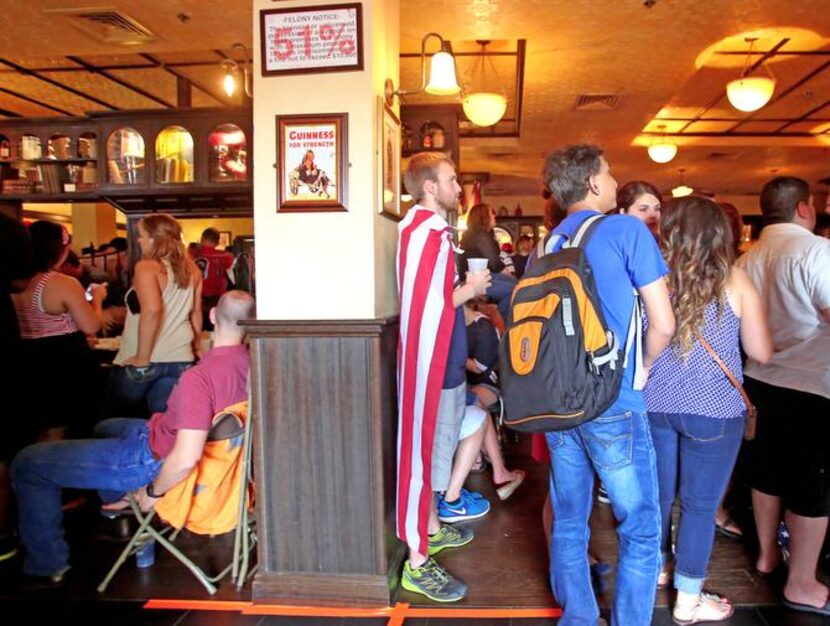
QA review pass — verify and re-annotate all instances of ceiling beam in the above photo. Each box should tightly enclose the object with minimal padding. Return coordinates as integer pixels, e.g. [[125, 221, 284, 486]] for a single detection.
[[0, 60, 239, 73], [0, 57, 119, 110], [138, 53, 231, 106], [0, 106, 22, 117], [0, 85, 74, 116], [775, 98, 830, 133], [65, 55, 175, 108]]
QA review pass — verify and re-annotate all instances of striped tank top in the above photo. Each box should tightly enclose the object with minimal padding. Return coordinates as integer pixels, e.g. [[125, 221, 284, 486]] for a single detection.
[[644, 296, 745, 419], [14, 272, 80, 339]]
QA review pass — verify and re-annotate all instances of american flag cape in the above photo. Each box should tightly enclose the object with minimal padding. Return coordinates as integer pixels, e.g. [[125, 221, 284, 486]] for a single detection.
[[396, 207, 456, 556]]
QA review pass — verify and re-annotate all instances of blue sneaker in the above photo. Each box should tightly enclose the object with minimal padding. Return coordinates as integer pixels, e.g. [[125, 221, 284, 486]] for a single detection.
[[437, 490, 490, 523], [460, 487, 485, 501]]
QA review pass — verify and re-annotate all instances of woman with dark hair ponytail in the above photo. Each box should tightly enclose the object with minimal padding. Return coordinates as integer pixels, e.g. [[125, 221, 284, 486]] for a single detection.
[[644, 196, 772, 624], [12, 220, 106, 440]]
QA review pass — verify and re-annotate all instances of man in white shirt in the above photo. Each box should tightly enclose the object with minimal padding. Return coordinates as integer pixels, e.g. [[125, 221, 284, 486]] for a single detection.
[[736, 176, 830, 617]]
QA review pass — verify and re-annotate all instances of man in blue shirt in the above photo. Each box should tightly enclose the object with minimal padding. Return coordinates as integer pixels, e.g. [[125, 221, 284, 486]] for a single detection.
[[542, 145, 675, 626]]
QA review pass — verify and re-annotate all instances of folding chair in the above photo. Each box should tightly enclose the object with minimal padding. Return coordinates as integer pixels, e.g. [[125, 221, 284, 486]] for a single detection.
[[97, 400, 256, 594]]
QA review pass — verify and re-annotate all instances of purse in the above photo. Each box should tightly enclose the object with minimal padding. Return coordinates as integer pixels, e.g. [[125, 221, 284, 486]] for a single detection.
[[695, 333, 758, 441]]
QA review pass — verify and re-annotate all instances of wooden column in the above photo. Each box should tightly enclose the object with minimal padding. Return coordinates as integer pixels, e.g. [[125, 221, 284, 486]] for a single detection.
[[243, 317, 402, 606]]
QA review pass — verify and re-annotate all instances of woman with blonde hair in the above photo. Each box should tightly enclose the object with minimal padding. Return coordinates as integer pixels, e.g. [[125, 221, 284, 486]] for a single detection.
[[645, 196, 772, 624], [109, 213, 202, 415]]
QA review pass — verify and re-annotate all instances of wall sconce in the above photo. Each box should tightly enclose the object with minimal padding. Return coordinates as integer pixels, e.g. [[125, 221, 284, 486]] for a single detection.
[[221, 42, 253, 98], [726, 37, 776, 112], [385, 32, 460, 106], [647, 124, 678, 163]]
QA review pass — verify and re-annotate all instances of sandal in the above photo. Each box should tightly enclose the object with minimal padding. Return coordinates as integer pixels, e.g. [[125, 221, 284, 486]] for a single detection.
[[714, 516, 743, 540], [672, 591, 733, 625], [495, 470, 525, 501]]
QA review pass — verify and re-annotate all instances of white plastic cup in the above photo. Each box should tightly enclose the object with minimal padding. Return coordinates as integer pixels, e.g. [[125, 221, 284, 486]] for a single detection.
[[467, 258, 488, 274]]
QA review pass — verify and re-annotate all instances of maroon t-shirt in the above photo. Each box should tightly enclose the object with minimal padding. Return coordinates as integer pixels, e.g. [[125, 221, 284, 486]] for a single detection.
[[148, 344, 249, 458]]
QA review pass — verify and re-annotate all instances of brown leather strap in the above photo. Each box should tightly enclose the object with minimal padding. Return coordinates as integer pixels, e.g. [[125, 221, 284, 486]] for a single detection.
[[694, 332, 754, 413]]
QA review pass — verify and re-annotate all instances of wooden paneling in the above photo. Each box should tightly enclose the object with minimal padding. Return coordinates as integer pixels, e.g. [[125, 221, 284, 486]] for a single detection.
[[244, 318, 402, 606]]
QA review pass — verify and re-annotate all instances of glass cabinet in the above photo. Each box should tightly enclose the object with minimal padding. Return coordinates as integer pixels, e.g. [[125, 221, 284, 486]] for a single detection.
[[155, 125, 194, 184]]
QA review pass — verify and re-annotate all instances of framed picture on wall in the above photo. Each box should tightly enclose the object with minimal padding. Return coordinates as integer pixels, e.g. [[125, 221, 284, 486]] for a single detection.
[[276, 113, 348, 212], [379, 98, 402, 219], [260, 4, 364, 76], [218, 230, 232, 249]]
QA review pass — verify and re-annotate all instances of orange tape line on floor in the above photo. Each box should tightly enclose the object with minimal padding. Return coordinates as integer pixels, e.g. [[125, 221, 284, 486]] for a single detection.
[[405, 607, 563, 618], [385, 602, 410, 626], [144, 599, 252, 611], [242, 603, 394, 617]]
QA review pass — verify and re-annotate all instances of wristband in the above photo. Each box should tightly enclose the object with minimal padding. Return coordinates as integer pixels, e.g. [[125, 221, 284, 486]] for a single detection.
[[145, 482, 165, 499]]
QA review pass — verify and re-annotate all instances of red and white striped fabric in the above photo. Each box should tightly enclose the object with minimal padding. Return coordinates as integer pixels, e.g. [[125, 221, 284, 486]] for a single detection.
[[396, 206, 456, 556]]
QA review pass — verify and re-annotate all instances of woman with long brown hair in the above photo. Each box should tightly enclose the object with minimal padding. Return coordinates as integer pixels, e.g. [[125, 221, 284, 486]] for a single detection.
[[461, 203, 517, 320], [110, 213, 202, 415], [644, 196, 772, 624]]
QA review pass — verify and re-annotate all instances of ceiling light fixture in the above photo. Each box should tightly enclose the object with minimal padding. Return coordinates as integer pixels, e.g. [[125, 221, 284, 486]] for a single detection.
[[726, 37, 776, 112], [671, 168, 694, 198], [221, 42, 252, 99], [385, 32, 460, 105], [462, 40, 507, 127], [647, 124, 678, 163]]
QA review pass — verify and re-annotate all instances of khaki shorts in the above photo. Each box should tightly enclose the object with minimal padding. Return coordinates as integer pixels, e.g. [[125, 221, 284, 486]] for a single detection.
[[431, 383, 466, 492]]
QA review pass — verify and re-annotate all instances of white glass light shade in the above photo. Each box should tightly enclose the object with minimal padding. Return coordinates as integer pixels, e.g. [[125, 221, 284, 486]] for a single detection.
[[726, 76, 776, 112], [671, 185, 694, 198], [463, 92, 507, 127], [425, 51, 460, 95], [222, 71, 237, 98], [647, 141, 678, 164]]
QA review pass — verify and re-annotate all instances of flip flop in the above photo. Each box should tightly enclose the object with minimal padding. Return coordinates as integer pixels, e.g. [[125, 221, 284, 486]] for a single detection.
[[714, 516, 743, 540], [495, 470, 525, 501], [782, 597, 830, 616]]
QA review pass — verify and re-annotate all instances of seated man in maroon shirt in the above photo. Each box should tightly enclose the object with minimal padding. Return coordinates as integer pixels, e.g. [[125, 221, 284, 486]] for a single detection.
[[191, 228, 234, 330], [11, 290, 254, 585]]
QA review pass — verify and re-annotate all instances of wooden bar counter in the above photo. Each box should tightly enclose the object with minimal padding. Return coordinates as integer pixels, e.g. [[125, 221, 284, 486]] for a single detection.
[[242, 317, 402, 606]]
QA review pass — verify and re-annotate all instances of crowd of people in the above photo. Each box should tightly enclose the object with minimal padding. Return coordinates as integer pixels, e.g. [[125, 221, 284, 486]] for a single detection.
[[394, 147, 829, 624], [0, 142, 827, 625], [0, 212, 255, 585]]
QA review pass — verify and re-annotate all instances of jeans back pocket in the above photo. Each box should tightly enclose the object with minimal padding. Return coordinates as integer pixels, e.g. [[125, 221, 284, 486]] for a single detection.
[[583, 412, 634, 471]]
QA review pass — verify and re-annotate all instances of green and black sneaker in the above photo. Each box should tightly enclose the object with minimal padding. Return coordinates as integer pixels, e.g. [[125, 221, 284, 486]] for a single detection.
[[401, 558, 467, 602], [428, 524, 474, 556]]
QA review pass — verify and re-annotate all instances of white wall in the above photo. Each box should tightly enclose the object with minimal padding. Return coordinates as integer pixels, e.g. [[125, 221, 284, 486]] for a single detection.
[[252, 0, 399, 320]]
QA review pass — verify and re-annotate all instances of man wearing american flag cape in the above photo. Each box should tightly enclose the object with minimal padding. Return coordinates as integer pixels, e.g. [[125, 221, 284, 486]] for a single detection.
[[395, 152, 491, 602]]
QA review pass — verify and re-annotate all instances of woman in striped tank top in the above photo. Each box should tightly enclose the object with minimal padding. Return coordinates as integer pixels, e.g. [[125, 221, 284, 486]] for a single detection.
[[12, 221, 107, 441], [108, 214, 202, 416], [644, 197, 772, 624]]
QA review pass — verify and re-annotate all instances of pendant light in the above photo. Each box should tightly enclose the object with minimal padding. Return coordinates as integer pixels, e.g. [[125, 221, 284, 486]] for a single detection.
[[462, 40, 507, 127], [647, 125, 678, 164], [671, 168, 694, 198], [726, 37, 776, 113]]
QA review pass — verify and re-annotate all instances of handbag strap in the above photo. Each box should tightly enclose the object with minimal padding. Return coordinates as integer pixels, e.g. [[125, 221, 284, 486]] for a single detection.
[[695, 332, 754, 412]]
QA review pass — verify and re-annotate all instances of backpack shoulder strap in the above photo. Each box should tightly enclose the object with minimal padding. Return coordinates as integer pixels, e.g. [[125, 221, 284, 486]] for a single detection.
[[568, 214, 606, 249]]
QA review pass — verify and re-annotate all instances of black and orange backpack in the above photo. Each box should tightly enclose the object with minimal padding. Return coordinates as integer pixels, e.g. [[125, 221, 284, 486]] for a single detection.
[[500, 214, 638, 432]]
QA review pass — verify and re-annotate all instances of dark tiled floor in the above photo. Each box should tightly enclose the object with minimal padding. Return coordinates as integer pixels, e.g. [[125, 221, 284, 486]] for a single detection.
[[1, 437, 827, 625]]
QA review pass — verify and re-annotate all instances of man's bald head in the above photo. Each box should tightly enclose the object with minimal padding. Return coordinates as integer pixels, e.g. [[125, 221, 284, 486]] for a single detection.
[[214, 290, 255, 331]]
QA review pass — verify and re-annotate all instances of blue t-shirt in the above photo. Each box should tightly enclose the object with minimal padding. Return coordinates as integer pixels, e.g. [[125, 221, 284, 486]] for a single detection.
[[443, 305, 468, 389], [554, 210, 668, 413]]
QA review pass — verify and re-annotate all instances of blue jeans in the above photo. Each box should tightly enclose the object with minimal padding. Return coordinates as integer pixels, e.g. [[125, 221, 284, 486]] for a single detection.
[[546, 411, 660, 626], [486, 272, 517, 321], [108, 361, 191, 415], [10, 418, 162, 576], [648, 412, 744, 595]]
